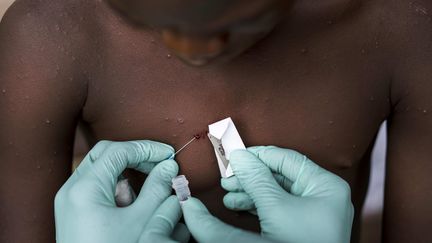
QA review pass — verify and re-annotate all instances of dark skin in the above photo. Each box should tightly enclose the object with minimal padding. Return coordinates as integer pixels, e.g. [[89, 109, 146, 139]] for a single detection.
[[1, 0, 432, 242]]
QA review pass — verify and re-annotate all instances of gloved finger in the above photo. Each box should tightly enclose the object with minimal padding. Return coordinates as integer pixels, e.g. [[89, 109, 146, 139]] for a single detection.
[[133, 160, 178, 215], [273, 173, 293, 192], [171, 223, 190, 243], [88, 140, 112, 161], [223, 192, 255, 211], [248, 209, 258, 215], [125, 140, 174, 173], [230, 150, 287, 209], [133, 162, 159, 174], [221, 176, 243, 192], [222, 174, 292, 212], [73, 140, 112, 175], [221, 173, 293, 193], [182, 197, 266, 243], [140, 196, 186, 242], [247, 146, 310, 180], [247, 146, 324, 195], [81, 140, 174, 183]]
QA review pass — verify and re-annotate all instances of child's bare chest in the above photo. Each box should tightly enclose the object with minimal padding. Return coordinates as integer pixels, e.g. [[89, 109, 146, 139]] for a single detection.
[[83, 34, 390, 187], [81, 47, 389, 230]]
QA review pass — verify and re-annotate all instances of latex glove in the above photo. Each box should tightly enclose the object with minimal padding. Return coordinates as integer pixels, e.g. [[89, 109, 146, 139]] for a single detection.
[[221, 146, 354, 243], [55, 140, 190, 243], [181, 197, 277, 243], [181, 146, 353, 243]]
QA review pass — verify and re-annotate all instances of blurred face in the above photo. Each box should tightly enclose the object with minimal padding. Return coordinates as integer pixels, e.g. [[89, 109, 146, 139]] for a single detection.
[[106, 0, 292, 65]]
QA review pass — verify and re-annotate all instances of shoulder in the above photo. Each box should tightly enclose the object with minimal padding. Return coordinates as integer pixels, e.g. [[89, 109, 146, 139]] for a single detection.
[[0, 0, 104, 113], [360, 0, 432, 46], [378, 0, 432, 58], [0, 0, 111, 79], [1, 0, 95, 29], [0, 0, 107, 54], [368, 0, 432, 105]]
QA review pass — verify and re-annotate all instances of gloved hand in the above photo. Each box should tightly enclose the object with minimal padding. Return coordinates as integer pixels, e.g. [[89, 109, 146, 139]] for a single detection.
[[181, 146, 353, 243], [54, 140, 190, 243], [182, 197, 276, 243]]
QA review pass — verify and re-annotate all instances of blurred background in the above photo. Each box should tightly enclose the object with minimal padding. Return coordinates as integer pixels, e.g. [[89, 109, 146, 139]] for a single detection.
[[0, 1, 386, 242]]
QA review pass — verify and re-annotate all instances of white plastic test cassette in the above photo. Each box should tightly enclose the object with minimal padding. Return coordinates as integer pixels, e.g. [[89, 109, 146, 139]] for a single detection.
[[208, 117, 246, 178]]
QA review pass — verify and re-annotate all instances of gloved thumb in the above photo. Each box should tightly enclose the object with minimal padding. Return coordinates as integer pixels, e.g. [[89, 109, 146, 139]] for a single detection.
[[229, 150, 287, 209], [247, 146, 330, 196], [133, 160, 179, 216], [140, 196, 188, 243], [182, 197, 265, 243], [76, 140, 174, 189]]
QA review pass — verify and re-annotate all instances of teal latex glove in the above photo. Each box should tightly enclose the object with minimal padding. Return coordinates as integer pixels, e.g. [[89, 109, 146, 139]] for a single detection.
[[54, 140, 190, 243], [181, 146, 353, 243], [221, 146, 354, 243], [181, 197, 276, 243]]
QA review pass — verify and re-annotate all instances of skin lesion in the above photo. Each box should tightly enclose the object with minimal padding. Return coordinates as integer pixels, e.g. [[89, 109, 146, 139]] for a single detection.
[[193, 130, 209, 140]]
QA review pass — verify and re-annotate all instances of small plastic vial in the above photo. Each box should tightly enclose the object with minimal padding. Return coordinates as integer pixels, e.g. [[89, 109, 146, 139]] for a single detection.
[[172, 175, 191, 202]]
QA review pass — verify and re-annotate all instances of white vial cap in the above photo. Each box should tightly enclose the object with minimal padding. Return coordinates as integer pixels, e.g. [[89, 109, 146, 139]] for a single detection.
[[172, 175, 191, 202]]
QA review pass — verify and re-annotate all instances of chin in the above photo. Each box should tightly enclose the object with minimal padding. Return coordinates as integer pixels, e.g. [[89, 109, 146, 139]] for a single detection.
[[179, 44, 259, 67], [178, 54, 237, 67]]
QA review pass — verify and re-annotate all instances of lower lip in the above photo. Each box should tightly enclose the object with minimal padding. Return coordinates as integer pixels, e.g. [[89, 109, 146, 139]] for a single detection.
[[184, 58, 209, 66]]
